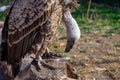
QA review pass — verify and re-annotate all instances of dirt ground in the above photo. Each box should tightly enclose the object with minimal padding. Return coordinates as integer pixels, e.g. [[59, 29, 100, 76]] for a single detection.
[[54, 23, 120, 80], [70, 33, 120, 80], [0, 21, 120, 80]]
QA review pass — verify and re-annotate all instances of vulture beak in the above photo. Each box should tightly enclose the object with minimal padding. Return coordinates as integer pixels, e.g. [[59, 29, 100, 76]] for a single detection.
[[63, 9, 80, 52], [65, 39, 75, 52]]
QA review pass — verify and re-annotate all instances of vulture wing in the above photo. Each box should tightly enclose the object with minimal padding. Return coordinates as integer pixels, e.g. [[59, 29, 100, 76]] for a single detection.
[[1, 0, 55, 64]]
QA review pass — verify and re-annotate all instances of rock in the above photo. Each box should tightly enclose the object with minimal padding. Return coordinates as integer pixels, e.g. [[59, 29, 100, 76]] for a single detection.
[[14, 54, 80, 80], [0, 61, 13, 80], [0, 56, 81, 80]]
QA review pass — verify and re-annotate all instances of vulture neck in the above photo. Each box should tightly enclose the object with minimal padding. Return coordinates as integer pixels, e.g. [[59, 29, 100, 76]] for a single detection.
[[63, 10, 80, 52]]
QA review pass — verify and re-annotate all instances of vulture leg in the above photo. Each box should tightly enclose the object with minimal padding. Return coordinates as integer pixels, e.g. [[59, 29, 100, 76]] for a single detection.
[[32, 21, 57, 70]]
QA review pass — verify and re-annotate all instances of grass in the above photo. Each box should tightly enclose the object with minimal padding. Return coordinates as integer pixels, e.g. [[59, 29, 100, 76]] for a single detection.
[[0, 12, 6, 21], [0, 0, 13, 21], [57, 26, 64, 33], [72, 1, 120, 37], [114, 44, 120, 47], [0, 0, 13, 6]]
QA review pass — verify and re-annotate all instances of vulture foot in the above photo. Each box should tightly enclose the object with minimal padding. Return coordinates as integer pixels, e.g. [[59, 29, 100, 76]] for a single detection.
[[35, 55, 56, 70], [42, 48, 62, 59]]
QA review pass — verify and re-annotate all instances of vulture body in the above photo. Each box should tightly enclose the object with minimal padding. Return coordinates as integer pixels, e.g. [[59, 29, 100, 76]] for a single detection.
[[1, 0, 80, 76]]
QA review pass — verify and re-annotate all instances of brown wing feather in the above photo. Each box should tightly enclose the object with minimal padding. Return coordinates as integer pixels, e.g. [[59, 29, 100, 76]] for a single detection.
[[5, 0, 55, 64]]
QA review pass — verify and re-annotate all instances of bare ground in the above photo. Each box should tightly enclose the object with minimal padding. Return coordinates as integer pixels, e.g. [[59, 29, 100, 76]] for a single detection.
[[54, 24, 120, 80], [70, 33, 120, 80]]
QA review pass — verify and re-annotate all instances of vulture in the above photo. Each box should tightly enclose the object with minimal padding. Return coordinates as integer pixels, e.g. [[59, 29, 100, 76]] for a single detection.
[[0, 0, 80, 76]]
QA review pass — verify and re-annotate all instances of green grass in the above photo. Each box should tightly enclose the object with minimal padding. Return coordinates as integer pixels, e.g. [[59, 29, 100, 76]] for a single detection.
[[58, 26, 64, 32], [0, 0, 13, 21], [72, 1, 120, 36], [0, 12, 6, 21], [0, 0, 13, 6]]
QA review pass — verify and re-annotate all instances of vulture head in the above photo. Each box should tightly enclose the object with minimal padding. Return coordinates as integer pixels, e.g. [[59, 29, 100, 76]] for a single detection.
[[62, 0, 81, 52]]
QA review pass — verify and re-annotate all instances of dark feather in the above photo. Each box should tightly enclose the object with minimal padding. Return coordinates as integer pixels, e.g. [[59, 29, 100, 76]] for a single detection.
[[1, 0, 55, 73], [1, 0, 63, 76]]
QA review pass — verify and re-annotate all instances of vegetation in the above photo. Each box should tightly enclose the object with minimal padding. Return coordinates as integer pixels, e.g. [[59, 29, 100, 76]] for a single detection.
[[0, 0, 13, 6], [0, 12, 6, 21], [0, 0, 13, 21], [72, 1, 120, 37], [92, 0, 120, 8]]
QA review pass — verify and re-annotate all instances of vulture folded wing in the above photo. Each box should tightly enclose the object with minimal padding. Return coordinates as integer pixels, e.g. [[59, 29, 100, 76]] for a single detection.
[[2, 0, 55, 64]]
